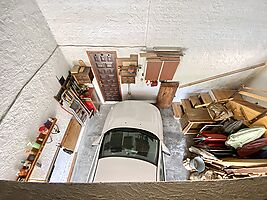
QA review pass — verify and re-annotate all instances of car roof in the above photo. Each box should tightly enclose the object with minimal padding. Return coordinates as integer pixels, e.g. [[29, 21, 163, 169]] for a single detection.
[[102, 101, 163, 140]]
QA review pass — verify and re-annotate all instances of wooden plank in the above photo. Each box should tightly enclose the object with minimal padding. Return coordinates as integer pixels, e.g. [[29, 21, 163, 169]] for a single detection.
[[159, 57, 180, 61], [145, 61, 162, 81], [200, 93, 212, 104], [172, 103, 183, 119], [181, 99, 192, 113], [239, 91, 267, 103], [156, 82, 179, 108], [179, 62, 266, 88], [211, 89, 243, 101], [185, 129, 200, 135], [61, 118, 82, 151], [226, 100, 267, 137], [159, 61, 179, 80], [225, 167, 267, 175], [181, 99, 214, 122], [189, 96, 201, 107], [243, 86, 267, 93], [186, 109, 214, 122], [249, 109, 267, 124], [221, 158, 267, 168], [140, 52, 158, 58], [180, 114, 189, 130], [182, 122, 193, 134]]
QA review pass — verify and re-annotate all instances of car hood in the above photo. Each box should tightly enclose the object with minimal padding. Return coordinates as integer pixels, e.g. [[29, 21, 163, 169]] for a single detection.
[[102, 101, 163, 140], [93, 157, 157, 182]]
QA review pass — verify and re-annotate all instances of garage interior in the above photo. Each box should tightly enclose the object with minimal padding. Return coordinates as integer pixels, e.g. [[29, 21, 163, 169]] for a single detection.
[[1, 0, 267, 199]]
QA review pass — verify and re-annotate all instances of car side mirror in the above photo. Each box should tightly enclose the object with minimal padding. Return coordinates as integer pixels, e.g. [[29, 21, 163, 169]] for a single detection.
[[92, 136, 102, 146], [162, 143, 170, 156]]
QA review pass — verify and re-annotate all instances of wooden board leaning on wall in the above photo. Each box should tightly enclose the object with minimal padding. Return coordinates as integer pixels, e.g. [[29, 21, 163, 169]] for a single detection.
[[226, 100, 267, 137]]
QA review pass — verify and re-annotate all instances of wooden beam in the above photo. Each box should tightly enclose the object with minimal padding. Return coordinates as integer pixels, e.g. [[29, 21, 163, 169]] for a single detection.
[[211, 89, 243, 101], [221, 158, 267, 168], [172, 103, 183, 119], [225, 167, 267, 175], [180, 62, 266, 88], [239, 91, 267, 103], [243, 86, 267, 93], [249, 109, 267, 124]]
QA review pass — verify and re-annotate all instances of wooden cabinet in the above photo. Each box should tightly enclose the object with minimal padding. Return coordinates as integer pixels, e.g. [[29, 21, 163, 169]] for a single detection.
[[72, 67, 94, 85], [117, 54, 138, 84]]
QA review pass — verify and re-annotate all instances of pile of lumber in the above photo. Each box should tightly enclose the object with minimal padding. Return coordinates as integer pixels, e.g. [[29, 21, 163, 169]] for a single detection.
[[140, 47, 185, 61], [188, 147, 267, 180], [173, 89, 242, 134]]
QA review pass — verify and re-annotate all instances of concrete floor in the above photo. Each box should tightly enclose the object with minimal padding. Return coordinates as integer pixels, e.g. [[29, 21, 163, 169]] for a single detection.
[[71, 104, 189, 182]]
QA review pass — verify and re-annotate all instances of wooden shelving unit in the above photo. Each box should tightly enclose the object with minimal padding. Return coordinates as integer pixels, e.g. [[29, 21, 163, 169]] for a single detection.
[[16, 118, 57, 182], [54, 70, 97, 126]]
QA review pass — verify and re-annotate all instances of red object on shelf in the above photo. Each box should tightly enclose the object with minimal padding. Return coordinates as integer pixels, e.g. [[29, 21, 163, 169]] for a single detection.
[[83, 100, 96, 112], [39, 125, 48, 133]]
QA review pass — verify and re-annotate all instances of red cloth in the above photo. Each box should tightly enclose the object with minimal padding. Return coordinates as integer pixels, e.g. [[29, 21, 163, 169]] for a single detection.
[[237, 137, 267, 157]]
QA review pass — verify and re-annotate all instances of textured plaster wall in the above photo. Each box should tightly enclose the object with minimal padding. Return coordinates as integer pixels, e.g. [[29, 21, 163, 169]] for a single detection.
[[36, 0, 267, 101], [0, 0, 57, 119], [35, 0, 149, 46], [0, 0, 71, 180]]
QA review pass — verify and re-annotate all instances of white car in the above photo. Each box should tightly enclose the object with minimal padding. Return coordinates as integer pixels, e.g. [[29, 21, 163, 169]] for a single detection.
[[87, 101, 170, 183]]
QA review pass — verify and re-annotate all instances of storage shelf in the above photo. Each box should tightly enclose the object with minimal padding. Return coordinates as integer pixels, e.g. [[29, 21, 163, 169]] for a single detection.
[[16, 118, 57, 182]]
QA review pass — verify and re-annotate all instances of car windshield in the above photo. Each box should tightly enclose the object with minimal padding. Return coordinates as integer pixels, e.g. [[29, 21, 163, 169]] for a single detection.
[[99, 128, 159, 165]]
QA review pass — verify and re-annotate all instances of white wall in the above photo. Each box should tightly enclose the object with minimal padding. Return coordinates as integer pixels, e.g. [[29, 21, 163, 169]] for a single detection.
[[36, 0, 267, 100], [0, 0, 56, 118], [245, 67, 267, 107], [0, 0, 71, 180]]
